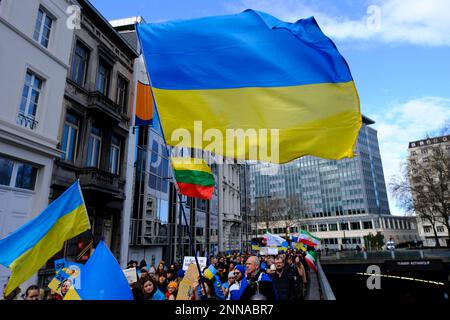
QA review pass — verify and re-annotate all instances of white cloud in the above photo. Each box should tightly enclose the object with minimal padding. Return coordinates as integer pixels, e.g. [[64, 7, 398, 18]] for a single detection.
[[369, 97, 450, 215], [225, 0, 450, 46]]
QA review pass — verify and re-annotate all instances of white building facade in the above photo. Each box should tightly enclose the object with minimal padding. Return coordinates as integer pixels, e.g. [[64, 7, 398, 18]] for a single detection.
[[0, 0, 75, 291], [408, 135, 450, 247]]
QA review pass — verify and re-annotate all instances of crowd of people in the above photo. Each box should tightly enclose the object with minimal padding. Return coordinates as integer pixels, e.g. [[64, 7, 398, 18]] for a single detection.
[[128, 249, 310, 301], [2, 249, 312, 301]]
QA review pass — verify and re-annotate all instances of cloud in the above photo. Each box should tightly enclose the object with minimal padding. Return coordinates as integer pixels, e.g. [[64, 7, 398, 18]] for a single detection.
[[369, 97, 450, 215], [224, 0, 450, 46]]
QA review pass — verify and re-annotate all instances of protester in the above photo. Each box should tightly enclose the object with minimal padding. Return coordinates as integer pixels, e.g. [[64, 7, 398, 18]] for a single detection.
[[240, 255, 277, 301], [140, 274, 166, 300], [217, 263, 228, 284], [294, 255, 307, 299], [24, 285, 40, 300], [166, 281, 178, 300], [269, 255, 297, 300], [193, 278, 217, 300], [222, 271, 235, 298], [228, 264, 246, 300], [166, 268, 176, 282], [158, 274, 168, 293], [176, 269, 185, 285], [156, 261, 166, 276]]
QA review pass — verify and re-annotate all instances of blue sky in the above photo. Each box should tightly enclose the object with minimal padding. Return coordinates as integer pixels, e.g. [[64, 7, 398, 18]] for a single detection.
[[91, 0, 450, 215]]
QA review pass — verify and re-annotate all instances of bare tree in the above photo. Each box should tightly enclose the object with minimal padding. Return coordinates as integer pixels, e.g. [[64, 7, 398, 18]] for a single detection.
[[390, 144, 450, 247]]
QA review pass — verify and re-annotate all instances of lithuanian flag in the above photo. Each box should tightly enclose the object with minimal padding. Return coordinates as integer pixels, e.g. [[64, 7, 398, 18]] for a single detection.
[[171, 157, 215, 200]]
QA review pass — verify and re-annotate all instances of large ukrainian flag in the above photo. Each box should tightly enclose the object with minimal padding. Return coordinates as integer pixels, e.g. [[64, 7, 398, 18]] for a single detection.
[[0, 181, 90, 296], [136, 10, 362, 164]]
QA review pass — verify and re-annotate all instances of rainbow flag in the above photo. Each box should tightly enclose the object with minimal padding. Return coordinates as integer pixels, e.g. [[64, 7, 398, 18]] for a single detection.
[[0, 181, 90, 296], [171, 157, 215, 200], [136, 10, 361, 164]]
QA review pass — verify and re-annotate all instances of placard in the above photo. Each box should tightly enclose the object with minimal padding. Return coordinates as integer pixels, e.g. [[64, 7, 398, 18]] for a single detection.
[[123, 267, 138, 284], [182, 256, 207, 271]]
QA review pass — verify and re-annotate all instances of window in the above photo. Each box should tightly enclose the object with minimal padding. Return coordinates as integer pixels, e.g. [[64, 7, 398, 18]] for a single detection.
[[319, 224, 328, 232], [0, 156, 14, 186], [421, 149, 428, 154], [71, 42, 89, 86], [96, 59, 111, 95], [363, 221, 373, 229], [17, 71, 42, 130], [437, 226, 445, 233], [423, 226, 432, 233], [61, 113, 79, 162], [350, 222, 361, 230], [309, 225, 317, 232], [87, 125, 101, 167], [116, 74, 129, 112], [0, 155, 37, 190], [340, 222, 349, 230], [329, 223, 338, 231], [109, 135, 121, 175], [33, 7, 53, 48]]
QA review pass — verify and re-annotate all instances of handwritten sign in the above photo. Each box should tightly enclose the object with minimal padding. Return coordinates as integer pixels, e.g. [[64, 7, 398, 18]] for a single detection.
[[182, 257, 207, 271]]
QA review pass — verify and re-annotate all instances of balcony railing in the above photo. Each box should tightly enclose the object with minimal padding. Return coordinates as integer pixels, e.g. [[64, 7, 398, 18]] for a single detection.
[[16, 113, 38, 130], [78, 167, 124, 195], [87, 91, 122, 122]]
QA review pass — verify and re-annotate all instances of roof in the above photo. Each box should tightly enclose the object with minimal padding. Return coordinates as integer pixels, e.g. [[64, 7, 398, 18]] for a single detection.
[[77, 0, 139, 58]]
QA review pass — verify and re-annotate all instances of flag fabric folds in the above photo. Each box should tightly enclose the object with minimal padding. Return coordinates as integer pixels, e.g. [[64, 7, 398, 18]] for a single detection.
[[264, 232, 287, 247], [64, 241, 133, 300], [171, 157, 215, 200], [203, 265, 217, 280], [298, 230, 321, 247], [305, 251, 318, 272], [136, 9, 361, 164], [0, 181, 90, 296]]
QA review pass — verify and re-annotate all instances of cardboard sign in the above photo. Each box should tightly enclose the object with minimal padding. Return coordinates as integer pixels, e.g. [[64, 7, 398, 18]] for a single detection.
[[182, 257, 207, 271], [123, 267, 138, 284], [176, 263, 199, 300]]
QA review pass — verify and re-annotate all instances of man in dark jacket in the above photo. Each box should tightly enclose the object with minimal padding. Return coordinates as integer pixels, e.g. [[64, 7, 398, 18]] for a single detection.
[[269, 255, 297, 300], [240, 256, 277, 301]]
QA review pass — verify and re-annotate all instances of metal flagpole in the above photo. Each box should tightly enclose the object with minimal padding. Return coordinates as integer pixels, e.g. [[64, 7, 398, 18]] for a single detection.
[[136, 23, 208, 298]]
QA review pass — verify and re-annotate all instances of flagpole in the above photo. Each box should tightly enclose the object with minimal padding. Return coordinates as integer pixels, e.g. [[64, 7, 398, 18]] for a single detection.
[[136, 23, 208, 298]]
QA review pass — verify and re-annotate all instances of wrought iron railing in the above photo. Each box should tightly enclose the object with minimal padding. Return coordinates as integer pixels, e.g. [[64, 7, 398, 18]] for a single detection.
[[16, 113, 38, 130]]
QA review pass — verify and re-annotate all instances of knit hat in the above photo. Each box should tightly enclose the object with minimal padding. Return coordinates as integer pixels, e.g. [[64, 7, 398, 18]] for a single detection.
[[176, 269, 185, 278], [168, 281, 178, 289]]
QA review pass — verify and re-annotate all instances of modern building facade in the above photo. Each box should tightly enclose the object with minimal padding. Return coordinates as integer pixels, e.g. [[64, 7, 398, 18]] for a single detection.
[[0, 0, 75, 291], [47, 0, 139, 286], [249, 116, 419, 249], [408, 135, 450, 247]]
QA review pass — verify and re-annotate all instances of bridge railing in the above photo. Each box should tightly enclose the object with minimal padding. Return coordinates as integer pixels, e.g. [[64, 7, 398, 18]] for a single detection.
[[317, 259, 336, 300], [320, 250, 422, 261]]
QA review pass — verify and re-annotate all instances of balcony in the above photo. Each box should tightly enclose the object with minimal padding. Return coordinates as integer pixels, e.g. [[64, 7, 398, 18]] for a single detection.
[[78, 167, 125, 197], [16, 113, 38, 130], [87, 91, 122, 122]]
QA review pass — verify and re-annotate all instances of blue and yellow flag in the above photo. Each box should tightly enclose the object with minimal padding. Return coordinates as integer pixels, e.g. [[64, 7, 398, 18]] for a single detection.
[[0, 181, 90, 296], [64, 241, 133, 300], [136, 10, 361, 164]]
